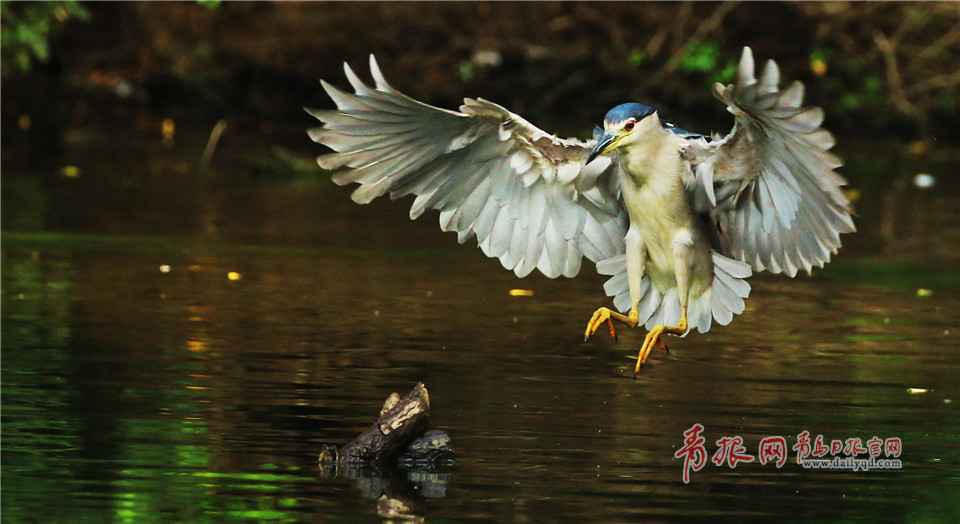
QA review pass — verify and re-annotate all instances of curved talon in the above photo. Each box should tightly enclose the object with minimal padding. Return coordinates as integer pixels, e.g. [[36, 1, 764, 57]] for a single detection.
[[584, 307, 617, 341], [584, 307, 639, 342], [634, 326, 668, 376], [633, 312, 687, 376]]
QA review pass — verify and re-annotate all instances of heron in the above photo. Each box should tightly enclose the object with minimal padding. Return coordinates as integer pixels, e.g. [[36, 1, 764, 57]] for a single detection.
[[307, 47, 855, 375]]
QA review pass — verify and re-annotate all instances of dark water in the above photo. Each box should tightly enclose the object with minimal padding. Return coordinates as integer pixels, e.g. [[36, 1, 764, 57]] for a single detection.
[[2, 123, 959, 522]]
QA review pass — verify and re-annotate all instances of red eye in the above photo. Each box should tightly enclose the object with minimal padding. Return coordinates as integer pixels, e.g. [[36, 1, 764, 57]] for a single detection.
[[624, 120, 635, 131]]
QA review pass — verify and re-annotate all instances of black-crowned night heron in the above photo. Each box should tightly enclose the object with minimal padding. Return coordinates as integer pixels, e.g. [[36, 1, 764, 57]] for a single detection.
[[308, 47, 855, 375]]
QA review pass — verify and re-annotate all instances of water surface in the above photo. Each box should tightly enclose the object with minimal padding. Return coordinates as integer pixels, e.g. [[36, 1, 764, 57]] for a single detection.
[[2, 124, 958, 522]]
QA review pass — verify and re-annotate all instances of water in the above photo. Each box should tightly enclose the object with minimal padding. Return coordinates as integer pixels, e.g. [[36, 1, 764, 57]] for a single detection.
[[2, 123, 958, 522]]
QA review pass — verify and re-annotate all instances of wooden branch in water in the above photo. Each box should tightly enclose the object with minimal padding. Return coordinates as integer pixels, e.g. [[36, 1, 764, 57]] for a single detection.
[[320, 382, 431, 467]]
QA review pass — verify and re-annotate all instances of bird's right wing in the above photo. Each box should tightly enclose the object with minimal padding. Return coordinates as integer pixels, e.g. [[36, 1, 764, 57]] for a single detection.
[[308, 56, 627, 279]]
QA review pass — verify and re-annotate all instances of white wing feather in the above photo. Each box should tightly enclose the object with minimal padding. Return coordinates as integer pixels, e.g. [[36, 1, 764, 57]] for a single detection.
[[683, 47, 856, 277], [308, 56, 627, 279]]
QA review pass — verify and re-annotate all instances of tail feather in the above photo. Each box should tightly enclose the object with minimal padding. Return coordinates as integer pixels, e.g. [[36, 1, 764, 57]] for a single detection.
[[597, 251, 752, 334]]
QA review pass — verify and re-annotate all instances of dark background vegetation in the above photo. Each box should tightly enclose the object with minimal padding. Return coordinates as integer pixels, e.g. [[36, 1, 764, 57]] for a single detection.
[[2, 5, 958, 522], [2, 1, 959, 166]]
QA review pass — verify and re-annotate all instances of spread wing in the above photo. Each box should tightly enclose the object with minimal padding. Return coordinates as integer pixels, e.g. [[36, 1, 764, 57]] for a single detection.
[[683, 47, 856, 277], [307, 56, 627, 279]]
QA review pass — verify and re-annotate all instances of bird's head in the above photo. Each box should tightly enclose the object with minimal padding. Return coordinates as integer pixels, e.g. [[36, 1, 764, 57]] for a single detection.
[[586, 103, 659, 164]]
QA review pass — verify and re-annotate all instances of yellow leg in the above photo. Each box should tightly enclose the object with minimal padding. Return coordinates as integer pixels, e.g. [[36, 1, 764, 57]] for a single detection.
[[584, 307, 639, 341], [634, 309, 687, 377]]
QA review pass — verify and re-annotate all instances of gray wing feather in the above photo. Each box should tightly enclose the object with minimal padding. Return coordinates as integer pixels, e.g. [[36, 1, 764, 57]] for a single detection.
[[684, 47, 856, 277], [308, 56, 627, 279]]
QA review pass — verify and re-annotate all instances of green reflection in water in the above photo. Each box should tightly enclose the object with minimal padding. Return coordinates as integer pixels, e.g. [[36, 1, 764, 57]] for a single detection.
[[3, 203, 958, 522], [826, 259, 960, 292], [2, 244, 312, 522]]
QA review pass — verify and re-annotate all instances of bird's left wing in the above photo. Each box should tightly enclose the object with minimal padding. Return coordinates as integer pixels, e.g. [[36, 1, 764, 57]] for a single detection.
[[308, 56, 627, 278], [683, 47, 856, 277]]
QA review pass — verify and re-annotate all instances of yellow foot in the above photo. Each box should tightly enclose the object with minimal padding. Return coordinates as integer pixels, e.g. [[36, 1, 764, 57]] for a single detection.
[[634, 315, 687, 377], [584, 307, 615, 341], [634, 326, 670, 375], [584, 307, 639, 341]]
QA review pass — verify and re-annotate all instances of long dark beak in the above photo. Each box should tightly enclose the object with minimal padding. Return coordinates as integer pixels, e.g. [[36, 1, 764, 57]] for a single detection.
[[586, 131, 617, 165]]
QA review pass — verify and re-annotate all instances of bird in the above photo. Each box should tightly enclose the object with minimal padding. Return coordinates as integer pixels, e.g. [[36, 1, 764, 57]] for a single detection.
[[307, 47, 855, 376]]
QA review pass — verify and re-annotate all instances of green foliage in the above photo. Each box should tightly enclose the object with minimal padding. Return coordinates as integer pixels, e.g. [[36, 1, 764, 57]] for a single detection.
[[459, 61, 474, 83], [677, 40, 737, 84], [0, 1, 89, 74], [938, 94, 957, 111], [716, 59, 738, 84], [814, 48, 886, 112], [810, 46, 835, 63], [192, 42, 214, 62], [628, 49, 646, 68], [679, 40, 720, 73]]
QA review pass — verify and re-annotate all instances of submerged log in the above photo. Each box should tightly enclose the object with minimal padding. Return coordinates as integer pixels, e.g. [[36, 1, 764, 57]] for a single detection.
[[318, 383, 453, 519], [319, 382, 433, 467]]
